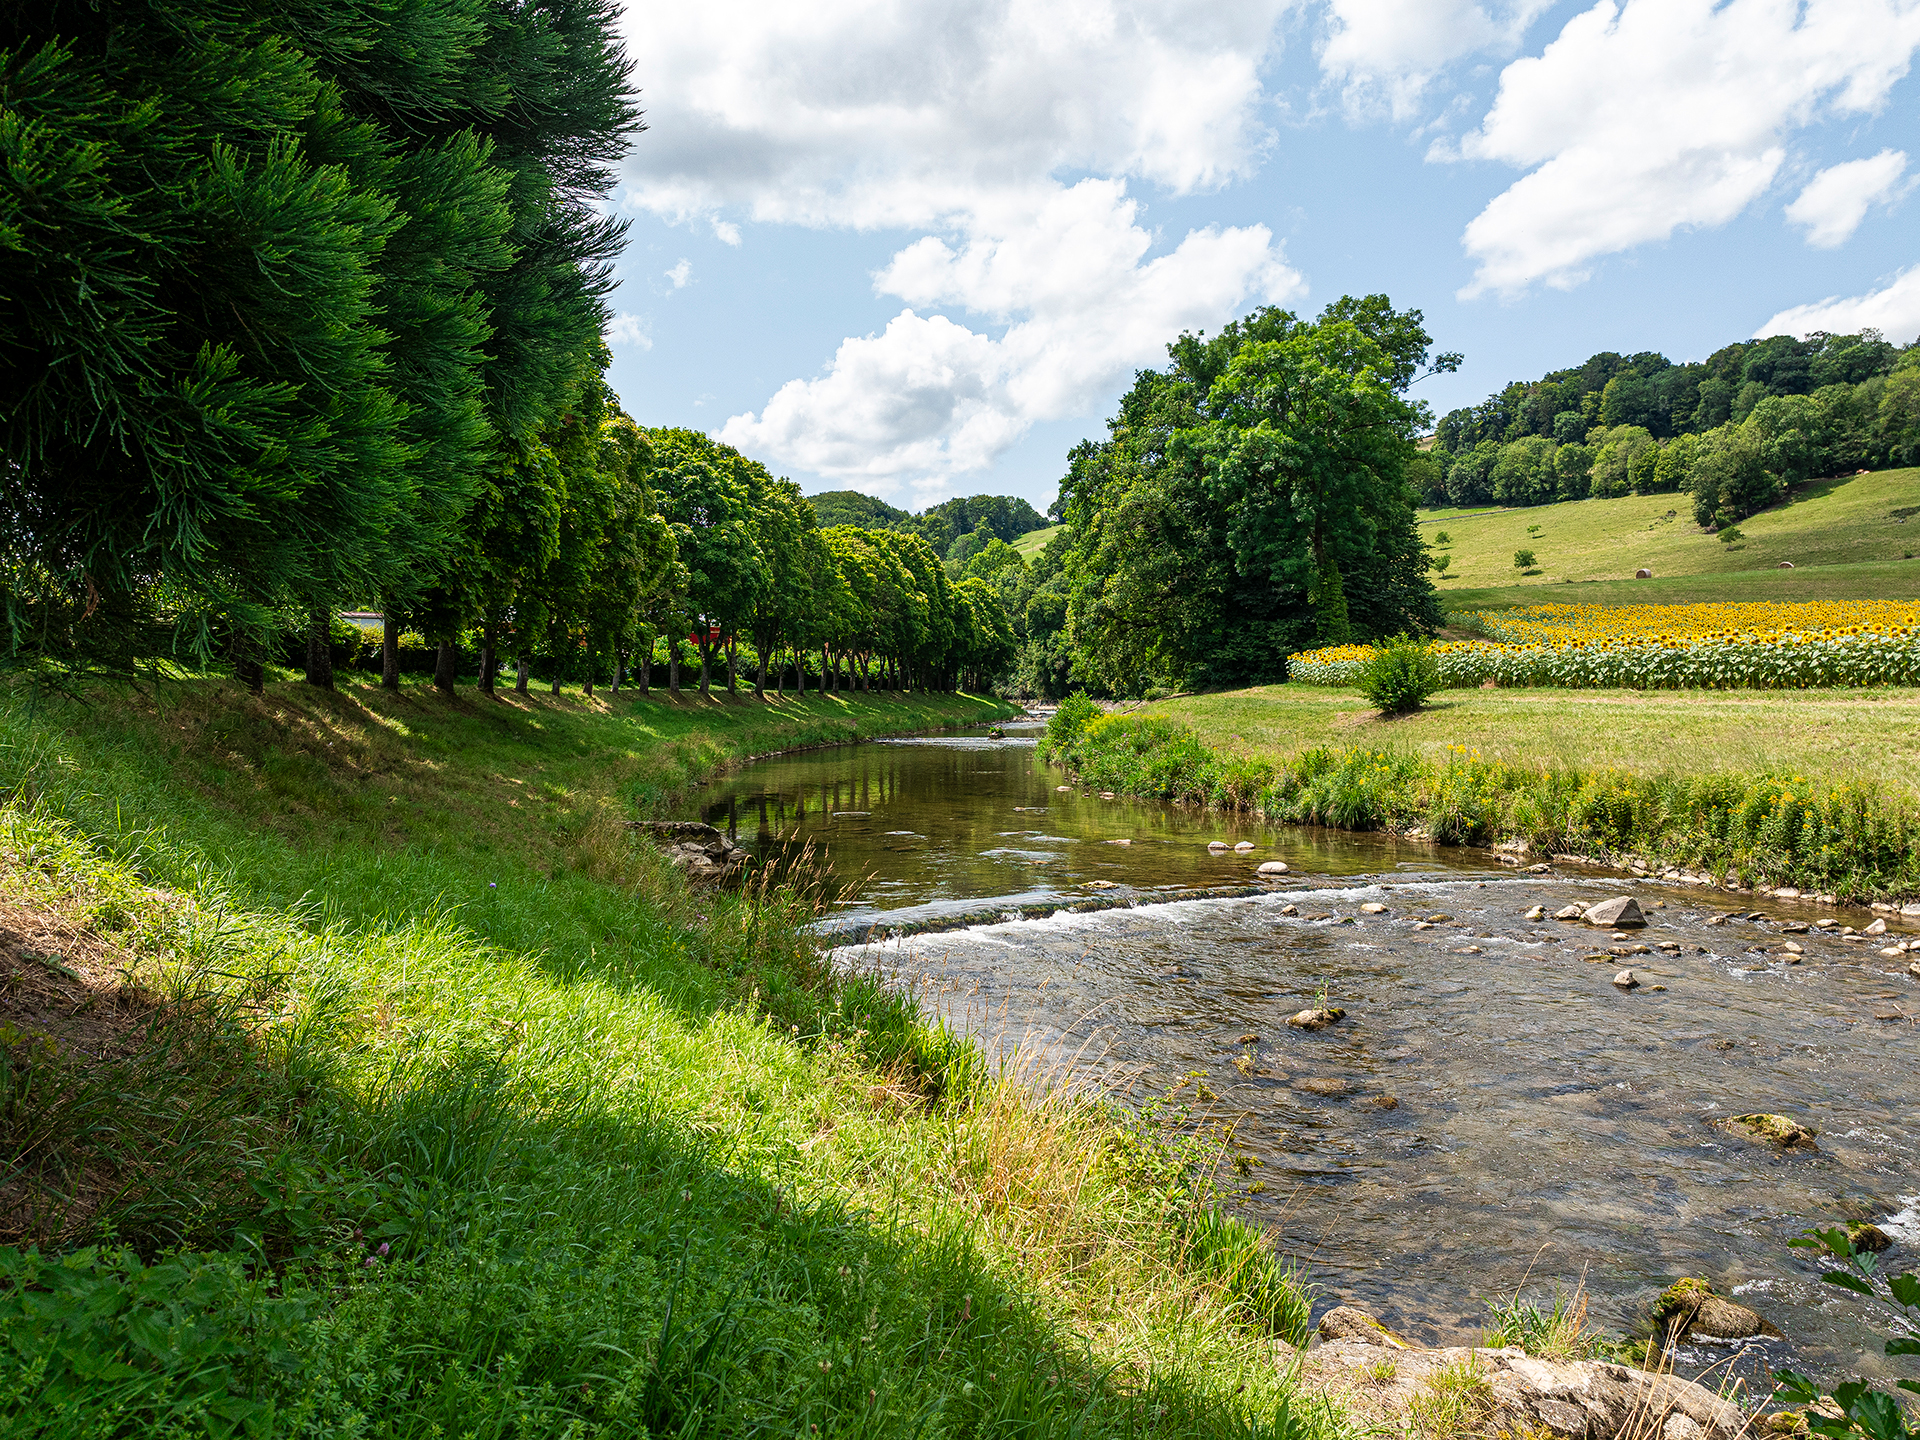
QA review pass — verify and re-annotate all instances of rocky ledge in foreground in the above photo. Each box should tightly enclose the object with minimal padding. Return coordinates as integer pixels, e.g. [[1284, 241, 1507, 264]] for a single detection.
[[1300, 1307, 1747, 1440]]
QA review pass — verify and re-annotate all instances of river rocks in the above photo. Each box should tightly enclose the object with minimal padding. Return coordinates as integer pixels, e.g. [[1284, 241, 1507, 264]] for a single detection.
[[1297, 1335, 1748, 1440], [1554, 904, 1585, 920], [1585, 896, 1646, 928], [1057, 785, 1071, 791], [1613, 969, 1640, 989], [1237, 1032, 1260, 1044], [1370, 1094, 1399, 1109], [1783, 940, 1804, 954], [1257, 860, 1290, 875], [1525, 905, 1546, 920], [1287, 1006, 1346, 1031], [1318, 1305, 1412, 1347], [629, 821, 750, 884], [1848, 1222, 1893, 1253], [1864, 918, 1887, 935], [1105, 837, 1132, 845], [1207, 840, 1229, 852], [1086, 880, 1118, 890], [1910, 959, 1920, 978], [1234, 840, 1256, 852], [1723, 1113, 1818, 1150], [1279, 903, 1299, 916], [1653, 1278, 1781, 1343], [1360, 901, 1389, 914]]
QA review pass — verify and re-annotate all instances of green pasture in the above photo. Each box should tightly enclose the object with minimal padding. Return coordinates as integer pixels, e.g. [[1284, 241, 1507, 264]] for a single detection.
[[1423, 466, 1920, 595]]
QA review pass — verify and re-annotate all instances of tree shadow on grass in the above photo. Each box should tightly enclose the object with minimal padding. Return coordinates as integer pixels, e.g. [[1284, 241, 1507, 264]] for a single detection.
[[0, 882, 1331, 1440]]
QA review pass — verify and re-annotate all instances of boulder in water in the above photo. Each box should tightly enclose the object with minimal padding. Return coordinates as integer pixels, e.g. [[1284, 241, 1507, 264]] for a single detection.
[[1554, 904, 1585, 920], [1612, 969, 1640, 989], [1258, 860, 1290, 875], [1207, 840, 1229, 852], [1585, 896, 1646, 928], [1847, 1222, 1892, 1253], [1653, 1277, 1780, 1342], [1525, 905, 1546, 920], [1234, 840, 1255, 852], [1724, 1113, 1818, 1150], [1287, 1006, 1346, 1031], [1360, 901, 1388, 914]]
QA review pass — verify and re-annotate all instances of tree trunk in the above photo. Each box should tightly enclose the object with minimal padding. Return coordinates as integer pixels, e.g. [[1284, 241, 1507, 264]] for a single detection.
[[725, 637, 737, 695], [638, 647, 650, 698], [381, 612, 400, 691], [515, 654, 529, 694], [305, 610, 334, 690], [433, 640, 456, 694], [698, 643, 711, 699], [235, 655, 264, 696], [611, 647, 625, 695], [820, 644, 829, 694], [668, 638, 681, 695], [584, 651, 594, 699], [754, 643, 766, 699], [478, 626, 496, 698]]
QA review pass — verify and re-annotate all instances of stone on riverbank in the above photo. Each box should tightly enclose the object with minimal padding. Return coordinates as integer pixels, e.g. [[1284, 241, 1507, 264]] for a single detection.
[[1585, 896, 1645, 928], [628, 821, 749, 884], [1258, 860, 1289, 875], [1318, 1305, 1411, 1347], [1287, 1006, 1346, 1031], [1554, 904, 1585, 920], [1360, 902, 1388, 914], [1297, 1330, 1749, 1440], [1723, 1113, 1818, 1150]]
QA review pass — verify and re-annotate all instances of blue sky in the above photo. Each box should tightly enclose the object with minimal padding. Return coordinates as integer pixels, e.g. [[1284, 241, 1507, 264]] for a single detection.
[[603, 0, 1920, 516]]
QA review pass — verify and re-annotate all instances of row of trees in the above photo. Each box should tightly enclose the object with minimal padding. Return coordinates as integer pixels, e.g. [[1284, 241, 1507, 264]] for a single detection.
[[1427, 355, 1920, 522], [2, 0, 639, 680], [1434, 330, 1911, 456], [805, 491, 1052, 565]]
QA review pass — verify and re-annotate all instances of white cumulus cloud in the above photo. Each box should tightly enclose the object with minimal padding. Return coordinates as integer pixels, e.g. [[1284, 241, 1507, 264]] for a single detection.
[[604, 312, 652, 349], [616, 0, 1300, 487], [1450, 0, 1920, 297], [664, 258, 693, 289], [719, 180, 1302, 487], [1758, 265, 1920, 341], [1317, 0, 1551, 120], [1785, 150, 1910, 248]]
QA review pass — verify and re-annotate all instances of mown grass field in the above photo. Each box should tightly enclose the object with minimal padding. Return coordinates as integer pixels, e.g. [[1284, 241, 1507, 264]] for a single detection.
[[1423, 466, 1920, 595], [1148, 683, 1920, 802], [0, 676, 1333, 1438]]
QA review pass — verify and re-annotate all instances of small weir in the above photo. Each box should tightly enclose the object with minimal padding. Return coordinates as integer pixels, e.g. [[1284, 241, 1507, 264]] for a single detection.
[[695, 720, 1920, 1386]]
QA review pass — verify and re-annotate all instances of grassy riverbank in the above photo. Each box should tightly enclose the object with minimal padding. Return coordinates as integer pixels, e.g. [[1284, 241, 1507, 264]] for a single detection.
[[1050, 690, 1920, 904], [0, 678, 1328, 1438]]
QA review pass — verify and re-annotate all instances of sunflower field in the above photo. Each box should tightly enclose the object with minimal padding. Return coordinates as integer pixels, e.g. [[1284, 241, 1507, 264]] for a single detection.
[[1287, 601, 1920, 690]]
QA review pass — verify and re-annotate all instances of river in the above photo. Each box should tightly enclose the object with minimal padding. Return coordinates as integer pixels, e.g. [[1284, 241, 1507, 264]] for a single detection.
[[693, 720, 1920, 1387]]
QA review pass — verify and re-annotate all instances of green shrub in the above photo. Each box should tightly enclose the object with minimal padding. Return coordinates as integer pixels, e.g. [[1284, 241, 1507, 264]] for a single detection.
[[1357, 636, 1440, 714], [1513, 548, 1537, 569], [1431, 554, 1451, 574], [1041, 691, 1101, 762], [1434, 531, 1451, 545]]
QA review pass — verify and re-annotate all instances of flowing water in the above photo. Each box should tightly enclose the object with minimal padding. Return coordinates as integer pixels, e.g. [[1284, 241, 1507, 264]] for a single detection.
[[695, 721, 1920, 1387]]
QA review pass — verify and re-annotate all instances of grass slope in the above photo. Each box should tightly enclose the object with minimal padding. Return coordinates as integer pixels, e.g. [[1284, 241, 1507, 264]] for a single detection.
[[1012, 525, 1064, 559], [0, 677, 1329, 1440], [1423, 466, 1920, 596], [1152, 683, 1920, 801]]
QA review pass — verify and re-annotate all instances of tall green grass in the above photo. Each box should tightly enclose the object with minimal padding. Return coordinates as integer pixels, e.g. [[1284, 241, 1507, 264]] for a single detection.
[[1044, 705, 1920, 900], [0, 681, 1326, 1439]]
